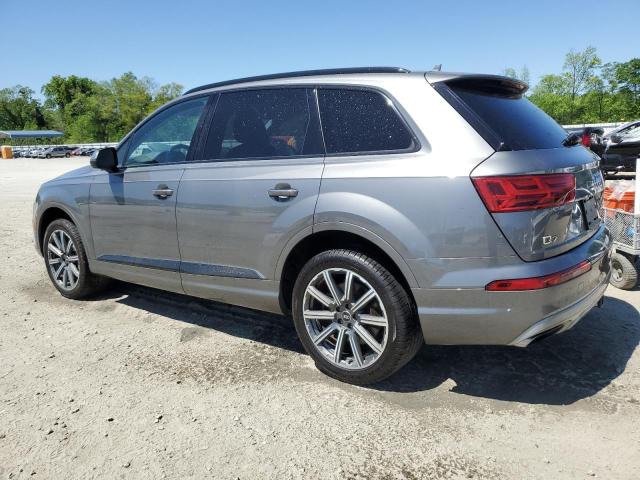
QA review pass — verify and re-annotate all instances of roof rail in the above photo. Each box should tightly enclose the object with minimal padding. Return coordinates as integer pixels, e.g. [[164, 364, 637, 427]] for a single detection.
[[184, 67, 411, 95]]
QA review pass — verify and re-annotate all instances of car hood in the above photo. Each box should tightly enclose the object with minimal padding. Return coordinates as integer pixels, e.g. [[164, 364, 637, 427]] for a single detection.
[[46, 165, 96, 184]]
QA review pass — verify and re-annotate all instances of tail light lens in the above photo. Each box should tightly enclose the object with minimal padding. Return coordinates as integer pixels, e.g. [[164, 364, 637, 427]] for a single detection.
[[472, 173, 576, 213], [486, 260, 592, 291], [581, 133, 591, 147]]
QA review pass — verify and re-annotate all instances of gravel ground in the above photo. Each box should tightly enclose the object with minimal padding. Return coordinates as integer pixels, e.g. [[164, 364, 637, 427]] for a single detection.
[[1, 157, 639, 480]]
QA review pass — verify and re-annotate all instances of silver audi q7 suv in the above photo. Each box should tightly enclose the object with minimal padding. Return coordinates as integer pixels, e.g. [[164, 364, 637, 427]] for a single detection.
[[33, 67, 612, 385]]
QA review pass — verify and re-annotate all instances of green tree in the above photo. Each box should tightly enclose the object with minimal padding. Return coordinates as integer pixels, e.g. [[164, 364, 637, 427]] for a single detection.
[[603, 59, 640, 120], [528, 47, 616, 124], [529, 74, 573, 123], [563, 47, 601, 100], [151, 82, 184, 110], [36, 72, 183, 143], [42, 75, 97, 112], [0, 86, 45, 130]]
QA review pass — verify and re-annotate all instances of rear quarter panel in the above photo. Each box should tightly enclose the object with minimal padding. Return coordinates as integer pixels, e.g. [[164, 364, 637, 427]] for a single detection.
[[315, 76, 516, 289]]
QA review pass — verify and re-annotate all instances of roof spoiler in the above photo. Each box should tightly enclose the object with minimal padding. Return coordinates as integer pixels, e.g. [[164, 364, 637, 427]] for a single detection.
[[425, 72, 528, 95]]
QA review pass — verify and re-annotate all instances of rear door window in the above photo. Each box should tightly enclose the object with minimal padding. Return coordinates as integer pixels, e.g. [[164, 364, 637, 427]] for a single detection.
[[201, 88, 319, 160], [317, 88, 415, 155], [446, 84, 568, 151]]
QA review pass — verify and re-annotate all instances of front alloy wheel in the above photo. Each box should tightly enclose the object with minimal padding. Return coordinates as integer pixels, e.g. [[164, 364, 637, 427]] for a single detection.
[[47, 229, 80, 291], [43, 218, 111, 299]]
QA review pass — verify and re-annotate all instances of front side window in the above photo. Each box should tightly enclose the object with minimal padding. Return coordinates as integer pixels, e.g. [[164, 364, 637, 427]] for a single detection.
[[125, 97, 207, 166], [201, 88, 311, 160], [317, 88, 415, 155]]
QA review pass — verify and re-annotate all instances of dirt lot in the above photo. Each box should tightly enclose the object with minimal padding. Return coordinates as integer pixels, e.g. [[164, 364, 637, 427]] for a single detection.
[[1, 157, 639, 480]]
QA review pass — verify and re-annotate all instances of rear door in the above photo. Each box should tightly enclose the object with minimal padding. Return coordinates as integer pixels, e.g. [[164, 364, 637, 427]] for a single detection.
[[176, 87, 324, 311], [432, 76, 604, 261], [90, 96, 209, 292]]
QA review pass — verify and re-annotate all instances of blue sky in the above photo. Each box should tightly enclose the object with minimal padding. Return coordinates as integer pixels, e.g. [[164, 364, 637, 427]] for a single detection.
[[4, 0, 639, 93]]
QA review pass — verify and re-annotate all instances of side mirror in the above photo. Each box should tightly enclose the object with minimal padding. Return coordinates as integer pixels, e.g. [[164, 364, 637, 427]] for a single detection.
[[90, 148, 118, 171], [610, 134, 623, 144]]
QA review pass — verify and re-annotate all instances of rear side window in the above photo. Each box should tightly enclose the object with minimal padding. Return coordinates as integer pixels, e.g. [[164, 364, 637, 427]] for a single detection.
[[318, 89, 415, 155], [447, 85, 567, 151], [201, 88, 316, 160]]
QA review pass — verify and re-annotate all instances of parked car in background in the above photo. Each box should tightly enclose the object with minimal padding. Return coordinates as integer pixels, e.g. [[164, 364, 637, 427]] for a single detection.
[[33, 68, 612, 385], [26, 147, 45, 157], [579, 126, 604, 149], [71, 147, 96, 156], [38, 146, 76, 159], [592, 120, 640, 174]]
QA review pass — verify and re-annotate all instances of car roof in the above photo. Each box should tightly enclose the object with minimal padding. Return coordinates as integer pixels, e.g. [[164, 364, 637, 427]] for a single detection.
[[182, 67, 527, 97], [184, 67, 411, 95]]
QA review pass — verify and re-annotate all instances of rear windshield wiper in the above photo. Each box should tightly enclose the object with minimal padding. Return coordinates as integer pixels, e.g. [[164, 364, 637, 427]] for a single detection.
[[562, 132, 582, 147]]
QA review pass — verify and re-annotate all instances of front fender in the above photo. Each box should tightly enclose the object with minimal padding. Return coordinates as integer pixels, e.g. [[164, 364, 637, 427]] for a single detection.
[[34, 183, 92, 259]]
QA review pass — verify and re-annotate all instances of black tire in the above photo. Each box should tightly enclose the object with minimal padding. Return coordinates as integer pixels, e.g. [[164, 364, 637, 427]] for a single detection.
[[43, 219, 111, 299], [65, 153, 70, 158], [45, 154, 51, 159], [292, 249, 422, 385], [609, 252, 638, 290]]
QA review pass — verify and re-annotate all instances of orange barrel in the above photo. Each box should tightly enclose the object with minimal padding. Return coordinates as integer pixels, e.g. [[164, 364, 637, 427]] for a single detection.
[[0, 146, 13, 159]]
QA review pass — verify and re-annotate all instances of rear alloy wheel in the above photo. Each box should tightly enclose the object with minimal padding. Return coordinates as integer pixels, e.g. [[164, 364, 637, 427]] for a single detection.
[[302, 268, 388, 370], [610, 252, 638, 290], [292, 249, 422, 385], [43, 219, 111, 299]]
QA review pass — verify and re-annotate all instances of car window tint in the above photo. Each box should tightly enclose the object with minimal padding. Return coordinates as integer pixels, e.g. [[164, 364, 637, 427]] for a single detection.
[[448, 85, 568, 150], [317, 89, 414, 154], [201, 88, 311, 160], [125, 97, 207, 167]]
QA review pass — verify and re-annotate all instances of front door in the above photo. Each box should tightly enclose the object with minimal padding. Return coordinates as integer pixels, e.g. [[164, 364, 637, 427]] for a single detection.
[[89, 96, 208, 292], [176, 88, 324, 311]]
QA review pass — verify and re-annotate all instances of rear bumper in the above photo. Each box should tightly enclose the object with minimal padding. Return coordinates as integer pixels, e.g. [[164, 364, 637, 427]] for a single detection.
[[412, 225, 612, 345], [508, 270, 609, 346]]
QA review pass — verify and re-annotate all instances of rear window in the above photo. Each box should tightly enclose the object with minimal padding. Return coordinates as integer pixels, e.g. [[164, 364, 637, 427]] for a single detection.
[[447, 85, 568, 151], [318, 89, 415, 155]]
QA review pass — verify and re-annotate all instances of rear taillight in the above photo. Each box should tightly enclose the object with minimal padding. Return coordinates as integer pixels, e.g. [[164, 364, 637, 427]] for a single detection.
[[472, 173, 576, 213], [581, 133, 591, 147], [486, 260, 592, 291]]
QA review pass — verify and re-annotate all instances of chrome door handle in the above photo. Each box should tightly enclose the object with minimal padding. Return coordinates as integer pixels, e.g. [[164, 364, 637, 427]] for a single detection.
[[268, 184, 298, 200], [152, 185, 174, 199]]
